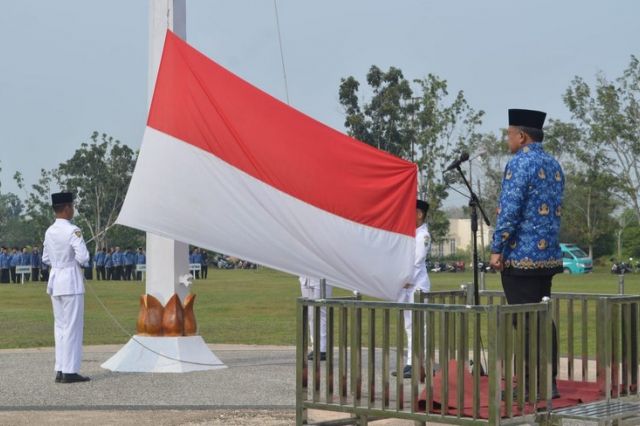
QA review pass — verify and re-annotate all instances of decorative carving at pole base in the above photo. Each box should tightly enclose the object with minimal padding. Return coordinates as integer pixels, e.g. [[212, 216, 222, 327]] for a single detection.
[[183, 293, 197, 336], [162, 294, 184, 336], [136, 292, 196, 337], [136, 294, 164, 336]]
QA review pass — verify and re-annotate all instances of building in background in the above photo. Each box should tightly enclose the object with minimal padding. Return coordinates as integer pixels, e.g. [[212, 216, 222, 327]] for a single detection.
[[430, 217, 493, 259]]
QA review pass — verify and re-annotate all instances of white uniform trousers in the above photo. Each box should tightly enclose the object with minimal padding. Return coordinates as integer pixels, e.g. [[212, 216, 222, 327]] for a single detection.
[[396, 287, 423, 366], [51, 294, 84, 374], [300, 283, 333, 352]]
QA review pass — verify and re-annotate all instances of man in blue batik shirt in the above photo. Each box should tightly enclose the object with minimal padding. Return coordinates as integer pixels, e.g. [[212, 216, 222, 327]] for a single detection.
[[489, 109, 564, 399]]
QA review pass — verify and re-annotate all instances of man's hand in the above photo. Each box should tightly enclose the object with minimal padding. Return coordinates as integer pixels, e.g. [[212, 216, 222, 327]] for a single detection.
[[403, 283, 412, 289], [489, 253, 503, 271]]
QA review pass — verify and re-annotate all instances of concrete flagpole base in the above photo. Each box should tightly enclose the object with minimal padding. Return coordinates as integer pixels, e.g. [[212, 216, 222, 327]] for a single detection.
[[101, 335, 226, 373]]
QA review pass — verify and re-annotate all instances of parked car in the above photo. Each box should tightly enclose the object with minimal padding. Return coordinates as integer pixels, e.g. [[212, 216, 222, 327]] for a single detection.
[[561, 243, 592, 274]]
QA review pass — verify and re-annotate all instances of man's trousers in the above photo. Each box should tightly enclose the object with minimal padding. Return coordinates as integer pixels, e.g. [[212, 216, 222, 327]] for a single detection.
[[301, 282, 333, 353], [51, 294, 84, 374]]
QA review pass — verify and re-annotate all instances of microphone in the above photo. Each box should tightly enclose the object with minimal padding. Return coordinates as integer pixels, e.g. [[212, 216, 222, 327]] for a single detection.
[[444, 152, 470, 172]]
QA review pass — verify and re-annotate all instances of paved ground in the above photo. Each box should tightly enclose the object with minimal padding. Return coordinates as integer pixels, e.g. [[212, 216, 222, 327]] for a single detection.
[[0, 344, 419, 425], [0, 344, 596, 425], [0, 344, 297, 409]]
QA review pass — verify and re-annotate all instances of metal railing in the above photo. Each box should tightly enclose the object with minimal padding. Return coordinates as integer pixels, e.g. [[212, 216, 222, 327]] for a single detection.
[[296, 294, 554, 425], [479, 289, 640, 391]]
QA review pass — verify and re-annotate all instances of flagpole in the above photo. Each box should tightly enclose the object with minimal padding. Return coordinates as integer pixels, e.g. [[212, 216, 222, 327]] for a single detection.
[[101, 0, 225, 373], [145, 0, 190, 308]]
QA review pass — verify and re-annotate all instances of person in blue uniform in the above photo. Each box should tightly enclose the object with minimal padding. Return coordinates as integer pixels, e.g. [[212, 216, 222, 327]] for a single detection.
[[105, 248, 113, 280], [9, 247, 20, 283], [40, 251, 50, 281], [112, 247, 122, 280], [94, 248, 106, 281], [20, 247, 32, 282], [201, 250, 208, 279], [489, 108, 563, 399], [123, 248, 135, 281], [0, 247, 9, 283], [192, 249, 203, 279], [31, 247, 42, 281], [135, 248, 145, 281]]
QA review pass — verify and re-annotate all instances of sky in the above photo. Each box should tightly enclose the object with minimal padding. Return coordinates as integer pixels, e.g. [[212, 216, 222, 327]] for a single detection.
[[0, 0, 638, 207]]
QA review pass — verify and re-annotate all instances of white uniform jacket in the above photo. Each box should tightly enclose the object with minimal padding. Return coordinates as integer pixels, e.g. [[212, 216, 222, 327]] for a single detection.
[[42, 219, 90, 296], [410, 223, 431, 292]]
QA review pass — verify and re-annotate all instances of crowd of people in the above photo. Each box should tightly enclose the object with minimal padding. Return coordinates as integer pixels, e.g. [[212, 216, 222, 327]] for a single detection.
[[93, 247, 146, 281], [0, 246, 48, 283], [0, 244, 252, 283]]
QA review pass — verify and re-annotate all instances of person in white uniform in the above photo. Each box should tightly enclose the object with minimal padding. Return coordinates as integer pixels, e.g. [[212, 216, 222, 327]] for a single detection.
[[42, 192, 91, 383], [393, 199, 431, 379], [299, 276, 333, 361]]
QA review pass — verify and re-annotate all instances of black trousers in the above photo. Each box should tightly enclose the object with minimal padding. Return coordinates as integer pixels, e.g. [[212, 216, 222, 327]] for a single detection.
[[31, 267, 40, 282], [125, 265, 133, 281], [106, 267, 112, 280], [96, 266, 105, 280], [114, 265, 123, 280], [10, 267, 17, 283], [501, 273, 559, 380], [0, 269, 9, 283], [202, 264, 208, 278]]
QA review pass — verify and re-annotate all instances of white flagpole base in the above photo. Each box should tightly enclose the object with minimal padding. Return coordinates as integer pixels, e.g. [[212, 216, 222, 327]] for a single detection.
[[101, 335, 226, 373]]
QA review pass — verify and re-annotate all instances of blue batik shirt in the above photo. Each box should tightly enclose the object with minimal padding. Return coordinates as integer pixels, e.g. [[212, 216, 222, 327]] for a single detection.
[[491, 143, 564, 275]]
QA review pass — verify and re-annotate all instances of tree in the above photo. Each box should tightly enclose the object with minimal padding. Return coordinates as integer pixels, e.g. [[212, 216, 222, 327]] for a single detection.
[[472, 131, 510, 220], [544, 119, 618, 258], [339, 66, 484, 241], [563, 56, 640, 222], [616, 209, 639, 260], [14, 168, 55, 244], [56, 132, 137, 252]]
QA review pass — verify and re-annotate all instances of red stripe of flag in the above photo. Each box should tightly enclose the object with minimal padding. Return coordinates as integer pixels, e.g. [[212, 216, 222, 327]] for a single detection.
[[148, 31, 416, 237]]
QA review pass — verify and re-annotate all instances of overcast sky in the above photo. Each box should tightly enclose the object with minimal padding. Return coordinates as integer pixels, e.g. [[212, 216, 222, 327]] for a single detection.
[[0, 0, 638, 207]]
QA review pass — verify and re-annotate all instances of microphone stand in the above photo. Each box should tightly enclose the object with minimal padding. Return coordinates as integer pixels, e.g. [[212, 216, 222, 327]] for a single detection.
[[454, 165, 491, 306]]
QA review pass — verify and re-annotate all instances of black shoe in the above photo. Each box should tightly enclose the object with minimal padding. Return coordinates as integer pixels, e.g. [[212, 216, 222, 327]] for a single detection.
[[552, 380, 560, 399], [60, 373, 90, 383], [55, 371, 62, 383], [307, 352, 326, 361]]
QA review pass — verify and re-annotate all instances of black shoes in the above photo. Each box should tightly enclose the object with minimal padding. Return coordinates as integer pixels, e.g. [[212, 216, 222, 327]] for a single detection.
[[551, 380, 561, 399], [391, 365, 413, 378], [307, 352, 326, 361], [58, 373, 91, 383], [55, 371, 62, 383]]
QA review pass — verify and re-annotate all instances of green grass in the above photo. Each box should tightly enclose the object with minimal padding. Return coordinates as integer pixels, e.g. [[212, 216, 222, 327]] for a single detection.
[[0, 268, 638, 349]]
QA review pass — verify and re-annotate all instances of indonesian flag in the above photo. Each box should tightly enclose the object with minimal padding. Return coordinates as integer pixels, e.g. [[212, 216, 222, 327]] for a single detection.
[[117, 31, 417, 300]]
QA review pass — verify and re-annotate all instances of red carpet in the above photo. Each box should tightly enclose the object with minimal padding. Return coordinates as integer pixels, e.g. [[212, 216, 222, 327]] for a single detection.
[[418, 360, 603, 418]]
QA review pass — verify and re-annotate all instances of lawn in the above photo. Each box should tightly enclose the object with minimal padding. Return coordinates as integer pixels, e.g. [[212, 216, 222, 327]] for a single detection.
[[0, 268, 638, 349]]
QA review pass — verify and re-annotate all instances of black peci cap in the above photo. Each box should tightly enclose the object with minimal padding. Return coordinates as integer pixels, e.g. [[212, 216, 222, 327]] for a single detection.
[[51, 192, 73, 206], [508, 109, 546, 129], [416, 199, 429, 214]]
